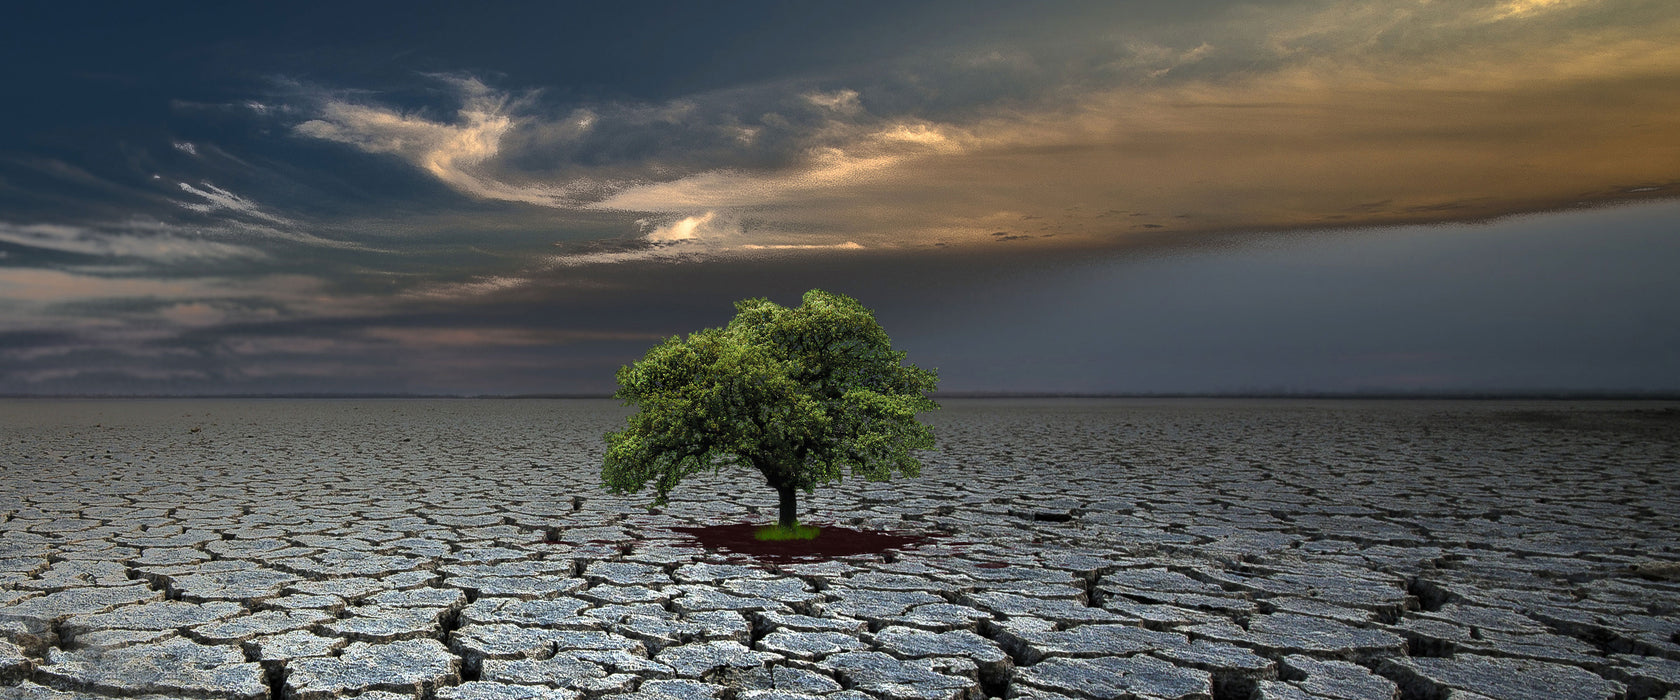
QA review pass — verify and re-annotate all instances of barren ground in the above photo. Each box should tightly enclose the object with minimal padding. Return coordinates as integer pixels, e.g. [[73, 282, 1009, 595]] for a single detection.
[[1, 399, 1677, 700]]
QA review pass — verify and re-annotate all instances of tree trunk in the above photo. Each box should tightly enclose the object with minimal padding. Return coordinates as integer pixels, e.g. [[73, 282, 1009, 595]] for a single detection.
[[777, 484, 798, 528]]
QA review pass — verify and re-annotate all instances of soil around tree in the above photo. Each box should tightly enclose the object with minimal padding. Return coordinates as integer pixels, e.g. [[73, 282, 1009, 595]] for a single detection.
[[669, 522, 935, 563]]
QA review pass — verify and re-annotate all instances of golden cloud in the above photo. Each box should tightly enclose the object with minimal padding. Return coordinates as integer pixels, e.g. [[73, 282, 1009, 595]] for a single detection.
[[293, 1, 1680, 255], [638, 1, 1680, 250]]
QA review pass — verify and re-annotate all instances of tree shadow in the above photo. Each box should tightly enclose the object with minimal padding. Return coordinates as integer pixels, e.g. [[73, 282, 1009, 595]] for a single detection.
[[668, 522, 937, 564]]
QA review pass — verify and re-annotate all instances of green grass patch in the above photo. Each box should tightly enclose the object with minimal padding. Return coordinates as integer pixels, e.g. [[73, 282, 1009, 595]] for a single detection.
[[753, 523, 822, 541]]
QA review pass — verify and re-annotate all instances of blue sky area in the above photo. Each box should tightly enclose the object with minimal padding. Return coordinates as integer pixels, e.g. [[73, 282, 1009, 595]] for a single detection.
[[1, 1, 1676, 395]]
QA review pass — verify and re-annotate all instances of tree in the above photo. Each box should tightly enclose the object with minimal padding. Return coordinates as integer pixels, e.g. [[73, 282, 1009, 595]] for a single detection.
[[602, 289, 940, 530]]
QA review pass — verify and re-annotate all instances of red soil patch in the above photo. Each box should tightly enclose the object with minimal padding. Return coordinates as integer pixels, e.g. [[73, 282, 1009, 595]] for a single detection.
[[668, 522, 935, 563]]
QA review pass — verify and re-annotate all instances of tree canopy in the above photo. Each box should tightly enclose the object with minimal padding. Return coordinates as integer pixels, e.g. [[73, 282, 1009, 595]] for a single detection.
[[602, 289, 939, 527]]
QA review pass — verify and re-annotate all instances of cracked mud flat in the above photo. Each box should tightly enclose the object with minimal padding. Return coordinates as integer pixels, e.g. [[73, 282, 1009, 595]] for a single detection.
[[1, 398, 1677, 700]]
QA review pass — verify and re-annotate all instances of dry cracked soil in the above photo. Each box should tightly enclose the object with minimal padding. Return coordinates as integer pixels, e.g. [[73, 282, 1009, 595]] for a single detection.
[[1, 398, 1677, 700]]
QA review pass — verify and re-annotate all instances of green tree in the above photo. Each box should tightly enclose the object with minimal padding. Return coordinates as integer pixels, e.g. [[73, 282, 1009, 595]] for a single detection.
[[602, 289, 940, 529]]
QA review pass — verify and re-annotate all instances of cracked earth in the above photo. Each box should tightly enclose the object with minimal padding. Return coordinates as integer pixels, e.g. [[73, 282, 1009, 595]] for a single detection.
[[1, 399, 1677, 700]]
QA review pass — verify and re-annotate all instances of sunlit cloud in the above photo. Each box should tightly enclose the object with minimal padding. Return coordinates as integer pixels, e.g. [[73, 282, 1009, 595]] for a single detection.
[[1485, 0, 1598, 21], [592, 0, 1680, 248], [293, 76, 601, 208], [277, 0, 1680, 256], [538, 236, 867, 269], [643, 211, 717, 243], [589, 148, 905, 213], [739, 242, 864, 250]]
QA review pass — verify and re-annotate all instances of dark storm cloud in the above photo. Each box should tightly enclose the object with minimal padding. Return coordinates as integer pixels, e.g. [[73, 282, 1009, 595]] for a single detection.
[[20, 200, 1668, 397]]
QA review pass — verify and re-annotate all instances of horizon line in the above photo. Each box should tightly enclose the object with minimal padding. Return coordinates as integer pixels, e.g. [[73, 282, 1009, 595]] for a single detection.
[[2, 391, 1678, 401]]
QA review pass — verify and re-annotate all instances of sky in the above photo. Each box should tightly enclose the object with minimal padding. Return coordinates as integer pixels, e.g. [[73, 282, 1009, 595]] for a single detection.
[[1, 0, 1676, 396]]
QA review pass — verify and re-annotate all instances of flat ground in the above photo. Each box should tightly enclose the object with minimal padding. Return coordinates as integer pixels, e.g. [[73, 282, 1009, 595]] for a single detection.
[[1, 399, 1677, 700]]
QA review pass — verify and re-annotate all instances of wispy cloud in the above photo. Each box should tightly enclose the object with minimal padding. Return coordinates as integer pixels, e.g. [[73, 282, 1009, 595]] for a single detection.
[[359, 326, 665, 347], [402, 274, 531, 300], [9, 366, 211, 385], [538, 236, 869, 269], [740, 242, 863, 251], [541, 244, 706, 268], [0, 221, 265, 262], [1484, 0, 1598, 22], [0, 268, 325, 310], [804, 89, 862, 114], [0, 267, 233, 304], [643, 212, 718, 243], [293, 76, 600, 208], [177, 182, 292, 225], [589, 143, 923, 214]]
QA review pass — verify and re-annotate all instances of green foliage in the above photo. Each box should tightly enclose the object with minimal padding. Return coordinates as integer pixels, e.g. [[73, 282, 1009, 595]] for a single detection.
[[754, 523, 822, 541], [602, 289, 940, 513]]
